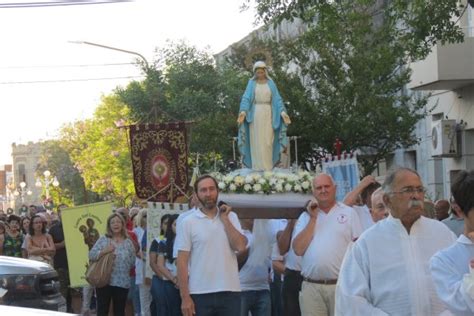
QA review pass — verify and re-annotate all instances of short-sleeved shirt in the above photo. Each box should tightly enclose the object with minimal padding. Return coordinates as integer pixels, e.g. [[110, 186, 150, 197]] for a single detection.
[[294, 202, 362, 279], [150, 238, 177, 279], [3, 233, 24, 258], [49, 222, 68, 269], [175, 208, 244, 294], [89, 235, 136, 289]]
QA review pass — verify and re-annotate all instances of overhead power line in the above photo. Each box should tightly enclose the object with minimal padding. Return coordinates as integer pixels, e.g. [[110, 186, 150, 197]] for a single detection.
[[0, 75, 144, 85], [0, 0, 132, 8], [0, 62, 137, 70]]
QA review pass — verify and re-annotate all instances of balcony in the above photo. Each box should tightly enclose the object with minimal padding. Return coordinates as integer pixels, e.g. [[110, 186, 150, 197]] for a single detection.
[[409, 33, 474, 91]]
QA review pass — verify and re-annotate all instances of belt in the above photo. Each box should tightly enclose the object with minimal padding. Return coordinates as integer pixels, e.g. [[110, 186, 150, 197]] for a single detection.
[[284, 268, 301, 276], [303, 277, 337, 285]]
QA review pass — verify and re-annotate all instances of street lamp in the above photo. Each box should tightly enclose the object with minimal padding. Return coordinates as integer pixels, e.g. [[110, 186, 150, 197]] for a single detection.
[[69, 40, 150, 71], [35, 170, 60, 199], [13, 181, 33, 203]]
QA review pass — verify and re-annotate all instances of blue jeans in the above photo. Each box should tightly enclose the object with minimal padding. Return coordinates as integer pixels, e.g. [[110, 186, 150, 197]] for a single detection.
[[150, 276, 167, 316], [240, 290, 271, 316], [191, 291, 241, 316], [162, 280, 181, 316]]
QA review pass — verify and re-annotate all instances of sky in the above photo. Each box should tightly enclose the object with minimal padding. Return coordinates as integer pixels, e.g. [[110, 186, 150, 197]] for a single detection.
[[0, 0, 258, 165]]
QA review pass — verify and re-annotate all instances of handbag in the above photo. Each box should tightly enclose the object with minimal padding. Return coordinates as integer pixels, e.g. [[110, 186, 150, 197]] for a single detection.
[[85, 241, 115, 288]]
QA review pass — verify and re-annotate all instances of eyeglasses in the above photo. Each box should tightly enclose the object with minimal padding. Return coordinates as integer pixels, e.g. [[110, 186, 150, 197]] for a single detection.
[[389, 186, 426, 196]]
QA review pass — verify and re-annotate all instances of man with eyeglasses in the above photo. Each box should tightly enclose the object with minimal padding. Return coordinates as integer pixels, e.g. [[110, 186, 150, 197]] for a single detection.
[[430, 170, 474, 315], [335, 167, 456, 315]]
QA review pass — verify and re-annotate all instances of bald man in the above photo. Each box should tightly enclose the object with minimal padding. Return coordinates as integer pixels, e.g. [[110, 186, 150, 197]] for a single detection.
[[293, 173, 362, 316]]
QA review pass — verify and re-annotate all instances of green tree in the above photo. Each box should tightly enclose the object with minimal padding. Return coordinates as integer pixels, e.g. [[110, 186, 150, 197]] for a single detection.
[[59, 95, 134, 205], [117, 41, 249, 171], [37, 140, 96, 206], [241, 0, 466, 174]]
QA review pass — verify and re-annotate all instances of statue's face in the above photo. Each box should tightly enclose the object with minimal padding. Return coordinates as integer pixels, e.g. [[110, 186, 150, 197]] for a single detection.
[[255, 68, 266, 80]]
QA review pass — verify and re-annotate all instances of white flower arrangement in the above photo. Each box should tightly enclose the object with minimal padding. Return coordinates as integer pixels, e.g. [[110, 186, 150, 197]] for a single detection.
[[213, 170, 314, 195]]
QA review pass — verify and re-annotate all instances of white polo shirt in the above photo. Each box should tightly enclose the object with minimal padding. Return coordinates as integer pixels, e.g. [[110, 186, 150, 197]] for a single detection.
[[353, 204, 374, 232], [294, 202, 362, 280], [173, 208, 196, 258], [176, 208, 243, 294]]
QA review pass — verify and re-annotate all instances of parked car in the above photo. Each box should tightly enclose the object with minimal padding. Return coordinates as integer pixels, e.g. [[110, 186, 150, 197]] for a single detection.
[[0, 256, 66, 312], [0, 304, 73, 315]]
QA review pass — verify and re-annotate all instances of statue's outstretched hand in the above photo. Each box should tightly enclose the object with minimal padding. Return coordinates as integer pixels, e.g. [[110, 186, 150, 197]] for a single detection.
[[282, 112, 291, 125], [237, 112, 246, 125]]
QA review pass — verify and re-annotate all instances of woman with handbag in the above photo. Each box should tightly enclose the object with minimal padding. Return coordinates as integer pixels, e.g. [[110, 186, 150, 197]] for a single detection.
[[89, 212, 136, 316], [25, 214, 55, 265]]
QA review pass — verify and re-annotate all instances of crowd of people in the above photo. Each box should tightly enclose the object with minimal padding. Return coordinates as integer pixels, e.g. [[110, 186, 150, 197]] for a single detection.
[[1, 168, 473, 316]]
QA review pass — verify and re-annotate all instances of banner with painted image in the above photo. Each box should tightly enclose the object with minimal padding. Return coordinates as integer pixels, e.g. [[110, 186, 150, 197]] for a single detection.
[[62, 201, 113, 287], [322, 156, 360, 202], [129, 122, 188, 203]]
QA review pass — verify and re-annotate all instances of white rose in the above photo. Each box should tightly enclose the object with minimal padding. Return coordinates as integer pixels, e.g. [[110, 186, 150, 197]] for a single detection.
[[302, 181, 310, 189], [258, 178, 266, 185], [253, 183, 262, 192], [234, 176, 244, 185], [285, 183, 293, 192], [218, 182, 226, 190], [252, 173, 262, 181], [275, 183, 283, 192], [269, 178, 277, 186], [229, 184, 237, 191], [245, 175, 254, 184], [244, 184, 252, 191], [224, 175, 234, 183], [294, 184, 302, 192]]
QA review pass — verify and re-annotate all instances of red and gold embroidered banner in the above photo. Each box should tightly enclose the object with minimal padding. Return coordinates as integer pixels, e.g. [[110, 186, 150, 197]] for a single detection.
[[129, 122, 188, 202]]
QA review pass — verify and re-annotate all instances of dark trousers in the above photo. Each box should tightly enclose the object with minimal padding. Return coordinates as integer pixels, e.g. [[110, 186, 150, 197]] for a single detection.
[[151, 275, 166, 316], [96, 285, 128, 316], [191, 291, 241, 316], [240, 289, 271, 316], [282, 268, 302, 316], [56, 268, 72, 313], [270, 273, 283, 316], [163, 280, 182, 316]]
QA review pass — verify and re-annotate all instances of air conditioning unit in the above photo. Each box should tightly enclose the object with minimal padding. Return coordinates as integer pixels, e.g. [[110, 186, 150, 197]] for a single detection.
[[431, 119, 458, 157]]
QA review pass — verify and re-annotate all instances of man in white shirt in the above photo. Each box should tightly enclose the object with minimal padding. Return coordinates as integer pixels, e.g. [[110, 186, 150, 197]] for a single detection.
[[335, 168, 456, 315], [238, 219, 272, 316], [293, 173, 362, 316], [430, 170, 474, 315], [343, 175, 380, 231], [176, 175, 247, 316]]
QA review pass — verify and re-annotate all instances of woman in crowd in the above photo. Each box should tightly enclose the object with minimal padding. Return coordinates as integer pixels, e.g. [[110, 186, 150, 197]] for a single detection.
[[25, 214, 55, 265], [20, 216, 30, 258], [0, 220, 6, 255], [89, 213, 136, 316], [2, 215, 24, 257], [149, 214, 169, 315], [154, 214, 181, 316]]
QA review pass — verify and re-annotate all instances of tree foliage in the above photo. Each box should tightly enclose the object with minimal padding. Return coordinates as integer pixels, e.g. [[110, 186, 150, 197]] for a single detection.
[[37, 140, 99, 206], [59, 95, 134, 205], [241, 0, 466, 174]]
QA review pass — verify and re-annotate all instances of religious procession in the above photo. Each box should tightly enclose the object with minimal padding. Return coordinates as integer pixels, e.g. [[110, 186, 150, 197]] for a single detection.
[[1, 57, 473, 316], [2, 1, 474, 316]]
